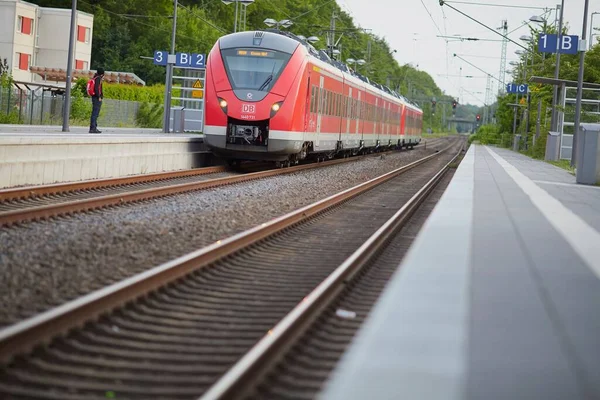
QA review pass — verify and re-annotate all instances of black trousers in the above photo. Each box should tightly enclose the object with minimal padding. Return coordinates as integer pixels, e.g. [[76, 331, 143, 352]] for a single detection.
[[90, 97, 102, 130]]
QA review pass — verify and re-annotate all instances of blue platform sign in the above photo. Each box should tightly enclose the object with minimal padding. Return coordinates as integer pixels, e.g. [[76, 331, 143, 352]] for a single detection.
[[506, 83, 528, 94], [538, 34, 579, 54], [191, 53, 206, 69], [175, 52, 191, 67], [153, 50, 168, 66]]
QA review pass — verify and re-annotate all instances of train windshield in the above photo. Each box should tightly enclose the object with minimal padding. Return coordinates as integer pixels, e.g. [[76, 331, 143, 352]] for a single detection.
[[221, 48, 291, 92]]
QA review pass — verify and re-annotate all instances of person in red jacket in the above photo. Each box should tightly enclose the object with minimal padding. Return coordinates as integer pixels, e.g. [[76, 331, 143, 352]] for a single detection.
[[89, 67, 104, 133]]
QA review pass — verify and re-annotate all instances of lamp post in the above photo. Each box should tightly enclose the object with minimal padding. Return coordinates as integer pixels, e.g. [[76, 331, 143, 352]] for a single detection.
[[572, 0, 591, 171], [263, 18, 293, 29], [62, 0, 77, 132], [550, 0, 565, 134], [222, 0, 254, 33], [162, 0, 178, 133], [509, 60, 522, 135], [346, 58, 366, 73], [591, 12, 600, 49]]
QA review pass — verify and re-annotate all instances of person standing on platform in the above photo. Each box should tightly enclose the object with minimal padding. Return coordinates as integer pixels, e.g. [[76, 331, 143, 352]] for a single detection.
[[88, 68, 104, 133]]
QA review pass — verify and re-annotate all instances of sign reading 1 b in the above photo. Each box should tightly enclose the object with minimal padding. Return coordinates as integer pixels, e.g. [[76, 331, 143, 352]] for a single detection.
[[538, 34, 579, 55]]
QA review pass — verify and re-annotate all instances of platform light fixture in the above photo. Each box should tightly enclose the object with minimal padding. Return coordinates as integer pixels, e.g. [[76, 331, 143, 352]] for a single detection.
[[529, 15, 546, 24], [264, 18, 293, 29]]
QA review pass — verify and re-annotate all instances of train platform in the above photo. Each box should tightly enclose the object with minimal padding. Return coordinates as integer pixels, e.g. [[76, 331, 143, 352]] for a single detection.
[[0, 125, 210, 188], [320, 144, 600, 400]]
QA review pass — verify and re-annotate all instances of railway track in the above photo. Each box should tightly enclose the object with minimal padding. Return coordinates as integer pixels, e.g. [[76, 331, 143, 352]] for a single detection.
[[0, 139, 445, 227], [0, 138, 464, 399]]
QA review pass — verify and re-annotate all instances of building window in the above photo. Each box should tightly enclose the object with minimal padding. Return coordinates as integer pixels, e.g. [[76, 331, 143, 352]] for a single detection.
[[16, 53, 31, 70], [75, 60, 89, 70], [77, 25, 91, 43], [17, 16, 33, 35]]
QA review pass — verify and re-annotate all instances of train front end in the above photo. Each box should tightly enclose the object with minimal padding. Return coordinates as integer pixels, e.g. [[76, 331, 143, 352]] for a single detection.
[[204, 31, 307, 162]]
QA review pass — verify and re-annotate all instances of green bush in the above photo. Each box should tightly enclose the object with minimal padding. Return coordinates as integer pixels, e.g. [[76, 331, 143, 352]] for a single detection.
[[0, 111, 19, 123], [103, 83, 164, 103], [135, 102, 163, 128], [74, 77, 88, 97], [70, 89, 92, 120]]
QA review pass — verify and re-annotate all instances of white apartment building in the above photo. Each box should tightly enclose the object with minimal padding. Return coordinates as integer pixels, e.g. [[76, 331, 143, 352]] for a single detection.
[[0, 0, 93, 83]]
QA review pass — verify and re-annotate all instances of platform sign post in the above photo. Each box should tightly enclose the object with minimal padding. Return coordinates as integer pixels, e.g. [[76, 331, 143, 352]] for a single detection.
[[153, 48, 206, 132]]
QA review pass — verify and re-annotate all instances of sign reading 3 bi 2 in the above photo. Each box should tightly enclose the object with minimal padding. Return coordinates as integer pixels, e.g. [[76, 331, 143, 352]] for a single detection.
[[153, 50, 206, 68], [538, 34, 579, 55], [506, 83, 528, 94]]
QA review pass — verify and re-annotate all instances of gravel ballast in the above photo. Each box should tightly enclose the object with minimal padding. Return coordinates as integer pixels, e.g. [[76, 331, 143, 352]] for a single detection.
[[0, 137, 458, 327]]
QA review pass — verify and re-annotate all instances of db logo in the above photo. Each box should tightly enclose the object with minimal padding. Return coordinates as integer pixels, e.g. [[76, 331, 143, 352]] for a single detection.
[[242, 104, 256, 113]]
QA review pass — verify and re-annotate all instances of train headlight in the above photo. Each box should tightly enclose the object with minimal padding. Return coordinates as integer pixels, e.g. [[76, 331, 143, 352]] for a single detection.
[[270, 101, 283, 118], [218, 97, 228, 114]]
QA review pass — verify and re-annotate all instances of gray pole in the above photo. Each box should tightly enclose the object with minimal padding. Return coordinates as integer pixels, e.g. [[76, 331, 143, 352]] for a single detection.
[[162, 0, 177, 133], [573, 0, 590, 169], [234, 0, 239, 33], [61, 0, 77, 132], [550, 0, 565, 132]]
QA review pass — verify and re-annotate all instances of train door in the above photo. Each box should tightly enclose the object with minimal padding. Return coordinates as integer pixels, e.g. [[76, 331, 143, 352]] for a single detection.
[[355, 91, 361, 137], [346, 87, 352, 136], [315, 76, 324, 148]]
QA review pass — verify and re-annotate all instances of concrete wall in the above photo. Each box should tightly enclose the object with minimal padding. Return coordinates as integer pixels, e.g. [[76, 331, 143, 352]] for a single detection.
[[0, 134, 210, 188]]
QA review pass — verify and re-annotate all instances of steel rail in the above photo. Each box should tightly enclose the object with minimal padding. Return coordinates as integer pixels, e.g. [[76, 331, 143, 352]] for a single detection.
[[199, 145, 465, 400], [0, 165, 230, 202], [0, 140, 448, 227], [0, 143, 454, 364], [0, 138, 446, 203], [0, 150, 394, 226]]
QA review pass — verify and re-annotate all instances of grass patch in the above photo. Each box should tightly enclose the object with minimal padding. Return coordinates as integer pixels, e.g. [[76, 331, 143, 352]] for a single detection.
[[546, 159, 575, 175]]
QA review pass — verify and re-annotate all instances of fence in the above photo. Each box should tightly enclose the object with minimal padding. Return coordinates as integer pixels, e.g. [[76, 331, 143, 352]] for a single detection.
[[560, 86, 600, 160], [0, 87, 142, 127]]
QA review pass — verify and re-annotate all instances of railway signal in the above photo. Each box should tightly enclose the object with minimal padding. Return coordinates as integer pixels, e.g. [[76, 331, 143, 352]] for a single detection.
[[431, 98, 437, 115]]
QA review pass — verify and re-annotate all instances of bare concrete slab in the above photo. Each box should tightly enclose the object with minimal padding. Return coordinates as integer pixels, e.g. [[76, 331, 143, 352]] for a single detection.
[[0, 128, 208, 188], [320, 145, 600, 400]]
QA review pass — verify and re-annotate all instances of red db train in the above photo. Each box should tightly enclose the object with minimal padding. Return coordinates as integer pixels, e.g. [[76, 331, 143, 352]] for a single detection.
[[204, 30, 423, 166]]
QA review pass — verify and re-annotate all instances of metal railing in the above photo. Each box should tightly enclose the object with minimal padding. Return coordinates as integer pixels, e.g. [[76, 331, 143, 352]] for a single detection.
[[0, 87, 143, 127]]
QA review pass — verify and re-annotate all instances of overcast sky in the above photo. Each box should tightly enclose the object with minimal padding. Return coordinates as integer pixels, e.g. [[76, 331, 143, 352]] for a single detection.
[[339, 0, 600, 106]]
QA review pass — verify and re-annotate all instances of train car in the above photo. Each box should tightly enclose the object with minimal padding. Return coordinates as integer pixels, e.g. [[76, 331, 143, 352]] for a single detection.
[[203, 30, 423, 165]]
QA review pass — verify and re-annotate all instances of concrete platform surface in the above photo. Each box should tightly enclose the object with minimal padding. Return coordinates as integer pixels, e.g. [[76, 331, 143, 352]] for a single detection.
[[0, 127, 208, 188], [0, 124, 166, 135], [320, 145, 600, 400]]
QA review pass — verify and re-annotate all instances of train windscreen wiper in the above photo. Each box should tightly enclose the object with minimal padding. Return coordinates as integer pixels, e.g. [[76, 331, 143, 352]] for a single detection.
[[258, 75, 273, 91]]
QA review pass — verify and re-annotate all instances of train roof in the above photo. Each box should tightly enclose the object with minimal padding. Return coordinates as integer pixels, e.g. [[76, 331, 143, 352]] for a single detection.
[[219, 29, 423, 113]]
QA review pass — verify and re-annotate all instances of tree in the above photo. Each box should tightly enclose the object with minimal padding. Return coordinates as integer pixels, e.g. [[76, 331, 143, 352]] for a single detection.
[[0, 57, 12, 89]]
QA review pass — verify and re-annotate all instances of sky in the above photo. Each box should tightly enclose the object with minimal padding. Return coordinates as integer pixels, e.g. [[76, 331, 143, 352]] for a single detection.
[[338, 0, 600, 106]]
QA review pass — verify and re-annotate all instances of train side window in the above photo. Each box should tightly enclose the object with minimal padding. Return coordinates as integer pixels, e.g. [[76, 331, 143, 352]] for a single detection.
[[310, 86, 316, 113]]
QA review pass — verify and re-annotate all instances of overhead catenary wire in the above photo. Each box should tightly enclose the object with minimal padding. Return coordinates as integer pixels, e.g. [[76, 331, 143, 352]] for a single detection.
[[420, 0, 445, 37], [440, 1, 532, 53], [453, 54, 503, 85], [445, 1, 547, 10], [177, 1, 228, 34], [78, 0, 198, 41], [289, 0, 336, 22]]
